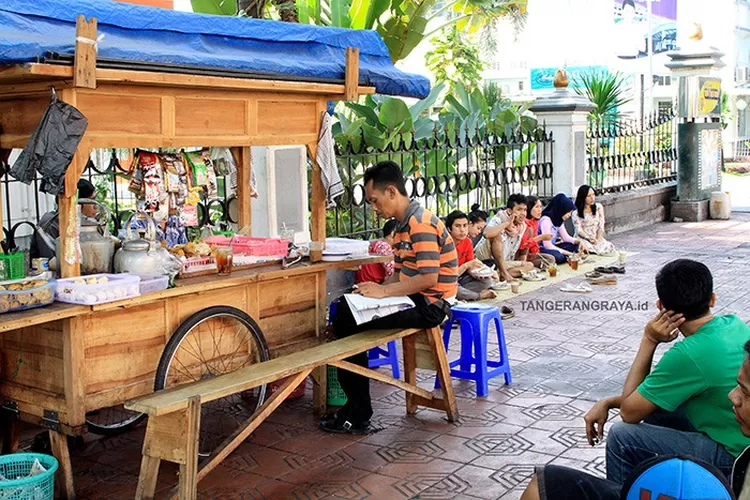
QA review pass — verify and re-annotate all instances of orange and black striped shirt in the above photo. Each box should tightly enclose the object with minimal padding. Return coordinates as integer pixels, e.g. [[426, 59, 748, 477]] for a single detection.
[[394, 201, 458, 303]]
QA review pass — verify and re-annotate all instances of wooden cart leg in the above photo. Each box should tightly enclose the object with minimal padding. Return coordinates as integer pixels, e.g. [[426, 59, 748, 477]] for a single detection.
[[135, 455, 161, 500], [1, 419, 20, 454], [49, 430, 75, 500], [311, 365, 327, 416], [426, 327, 459, 422], [402, 336, 418, 415]]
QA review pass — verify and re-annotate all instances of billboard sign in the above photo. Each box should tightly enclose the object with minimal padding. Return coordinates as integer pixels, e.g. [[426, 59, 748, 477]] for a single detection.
[[530, 66, 608, 91], [613, 0, 677, 60]]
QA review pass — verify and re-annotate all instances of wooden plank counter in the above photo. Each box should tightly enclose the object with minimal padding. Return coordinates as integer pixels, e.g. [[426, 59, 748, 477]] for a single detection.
[[0, 255, 388, 334]]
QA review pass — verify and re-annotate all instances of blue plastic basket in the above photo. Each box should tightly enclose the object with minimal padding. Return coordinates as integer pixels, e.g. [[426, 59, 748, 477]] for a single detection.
[[0, 453, 58, 500]]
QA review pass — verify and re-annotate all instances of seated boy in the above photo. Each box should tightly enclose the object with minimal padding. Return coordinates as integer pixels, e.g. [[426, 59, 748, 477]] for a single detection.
[[446, 210, 496, 301], [473, 194, 534, 282], [521, 259, 750, 498], [523, 336, 750, 500], [355, 219, 398, 285]]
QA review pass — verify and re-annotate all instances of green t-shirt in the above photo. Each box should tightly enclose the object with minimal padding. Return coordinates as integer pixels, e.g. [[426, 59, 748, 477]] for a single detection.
[[638, 314, 750, 457]]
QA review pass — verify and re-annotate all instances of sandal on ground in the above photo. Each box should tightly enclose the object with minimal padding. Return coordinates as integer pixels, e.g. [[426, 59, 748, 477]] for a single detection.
[[500, 306, 515, 320], [588, 276, 618, 285], [560, 283, 593, 293]]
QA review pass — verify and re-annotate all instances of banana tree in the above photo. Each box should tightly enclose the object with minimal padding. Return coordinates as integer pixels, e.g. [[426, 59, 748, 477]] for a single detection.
[[295, 0, 527, 62]]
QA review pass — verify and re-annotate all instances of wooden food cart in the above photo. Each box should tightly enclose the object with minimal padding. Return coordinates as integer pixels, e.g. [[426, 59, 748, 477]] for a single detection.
[[0, 3, 435, 497]]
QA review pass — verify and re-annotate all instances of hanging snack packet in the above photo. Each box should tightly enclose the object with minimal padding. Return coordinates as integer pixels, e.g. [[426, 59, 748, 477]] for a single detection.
[[185, 151, 208, 188], [161, 153, 184, 194], [202, 150, 219, 199], [140, 152, 165, 214], [128, 151, 144, 194]]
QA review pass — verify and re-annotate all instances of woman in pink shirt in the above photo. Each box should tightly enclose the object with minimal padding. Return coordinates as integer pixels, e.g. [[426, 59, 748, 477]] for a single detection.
[[538, 193, 581, 264]]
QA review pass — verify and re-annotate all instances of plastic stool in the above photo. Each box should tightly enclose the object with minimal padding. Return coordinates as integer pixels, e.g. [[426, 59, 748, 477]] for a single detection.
[[436, 303, 511, 397], [329, 299, 400, 378]]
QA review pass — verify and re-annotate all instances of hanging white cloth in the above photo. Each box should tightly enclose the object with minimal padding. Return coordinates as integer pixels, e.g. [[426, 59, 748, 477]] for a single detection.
[[317, 111, 344, 209]]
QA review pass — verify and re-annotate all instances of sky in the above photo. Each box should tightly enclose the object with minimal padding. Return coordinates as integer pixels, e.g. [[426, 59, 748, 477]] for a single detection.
[[174, 0, 191, 11]]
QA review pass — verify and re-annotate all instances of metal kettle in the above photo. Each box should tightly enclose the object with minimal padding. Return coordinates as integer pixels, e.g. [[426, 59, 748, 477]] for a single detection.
[[53, 199, 116, 275], [114, 211, 166, 275]]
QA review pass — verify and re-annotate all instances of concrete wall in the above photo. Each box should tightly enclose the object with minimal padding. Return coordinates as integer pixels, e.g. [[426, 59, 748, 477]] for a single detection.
[[598, 182, 677, 235]]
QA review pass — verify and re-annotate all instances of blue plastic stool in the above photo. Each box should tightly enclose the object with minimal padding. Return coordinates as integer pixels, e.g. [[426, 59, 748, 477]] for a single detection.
[[329, 300, 400, 379], [436, 303, 511, 397]]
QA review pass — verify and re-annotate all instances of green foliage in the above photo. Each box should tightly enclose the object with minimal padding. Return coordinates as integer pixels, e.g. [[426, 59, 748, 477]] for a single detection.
[[294, 0, 526, 62], [573, 70, 632, 124], [425, 27, 484, 94], [191, 0, 238, 15]]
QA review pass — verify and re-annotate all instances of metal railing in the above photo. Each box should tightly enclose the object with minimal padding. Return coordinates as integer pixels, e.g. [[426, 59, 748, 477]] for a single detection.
[[586, 110, 678, 194], [329, 124, 555, 239]]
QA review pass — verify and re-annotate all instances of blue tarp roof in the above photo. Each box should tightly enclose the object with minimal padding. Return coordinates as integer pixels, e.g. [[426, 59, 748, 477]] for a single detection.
[[0, 0, 430, 99]]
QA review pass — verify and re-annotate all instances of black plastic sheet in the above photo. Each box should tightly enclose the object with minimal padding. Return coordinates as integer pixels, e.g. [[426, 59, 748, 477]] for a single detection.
[[10, 91, 88, 196]]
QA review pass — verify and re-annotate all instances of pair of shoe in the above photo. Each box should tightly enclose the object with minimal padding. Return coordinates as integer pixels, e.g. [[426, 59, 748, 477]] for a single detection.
[[319, 410, 372, 435], [594, 266, 625, 274]]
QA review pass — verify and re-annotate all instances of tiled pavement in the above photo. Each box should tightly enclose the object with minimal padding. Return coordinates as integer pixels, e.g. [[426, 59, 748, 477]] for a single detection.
[[49, 215, 750, 498]]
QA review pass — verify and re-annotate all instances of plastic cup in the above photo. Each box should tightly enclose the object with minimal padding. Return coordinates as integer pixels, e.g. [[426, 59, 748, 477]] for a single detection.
[[569, 258, 579, 271], [548, 266, 558, 278], [216, 246, 234, 276], [618, 251, 627, 265], [511, 281, 520, 293]]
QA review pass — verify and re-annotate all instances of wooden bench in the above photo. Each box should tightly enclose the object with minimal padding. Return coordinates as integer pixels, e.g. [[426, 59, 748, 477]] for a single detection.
[[125, 326, 458, 499]]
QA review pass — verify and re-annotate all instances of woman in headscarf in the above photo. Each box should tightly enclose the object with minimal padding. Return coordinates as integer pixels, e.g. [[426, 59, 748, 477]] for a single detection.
[[538, 193, 581, 264]]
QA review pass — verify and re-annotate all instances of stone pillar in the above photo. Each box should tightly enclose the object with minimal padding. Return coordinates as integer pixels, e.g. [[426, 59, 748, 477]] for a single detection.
[[665, 23, 726, 221], [530, 70, 595, 198]]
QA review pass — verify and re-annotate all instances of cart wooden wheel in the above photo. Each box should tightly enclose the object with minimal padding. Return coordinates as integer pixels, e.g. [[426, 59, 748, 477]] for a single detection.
[[154, 305, 270, 456]]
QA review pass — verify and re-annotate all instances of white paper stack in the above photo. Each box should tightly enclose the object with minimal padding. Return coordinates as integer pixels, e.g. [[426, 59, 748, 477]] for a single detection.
[[343, 294, 415, 325]]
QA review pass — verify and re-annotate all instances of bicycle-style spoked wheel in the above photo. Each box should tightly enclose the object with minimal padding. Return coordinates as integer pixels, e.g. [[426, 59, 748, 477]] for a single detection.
[[86, 405, 145, 435], [154, 306, 269, 457]]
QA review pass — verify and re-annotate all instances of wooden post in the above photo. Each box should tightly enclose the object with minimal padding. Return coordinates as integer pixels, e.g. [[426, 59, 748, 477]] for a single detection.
[[230, 146, 252, 231], [307, 140, 325, 263], [57, 93, 89, 278], [1, 419, 19, 454], [74, 15, 97, 89], [63, 317, 87, 427], [178, 396, 201, 500], [0, 175, 4, 251], [307, 100, 328, 263], [50, 431, 75, 499], [426, 326, 459, 422], [344, 47, 360, 102], [402, 336, 418, 415]]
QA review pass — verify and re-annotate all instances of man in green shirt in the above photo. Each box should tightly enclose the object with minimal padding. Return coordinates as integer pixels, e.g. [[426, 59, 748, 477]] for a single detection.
[[599, 258, 750, 483]]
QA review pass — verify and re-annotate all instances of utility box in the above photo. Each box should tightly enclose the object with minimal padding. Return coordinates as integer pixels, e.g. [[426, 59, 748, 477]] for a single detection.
[[677, 122, 722, 201]]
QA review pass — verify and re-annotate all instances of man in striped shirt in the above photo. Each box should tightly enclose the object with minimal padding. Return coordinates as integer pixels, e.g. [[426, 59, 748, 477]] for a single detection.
[[321, 161, 458, 435]]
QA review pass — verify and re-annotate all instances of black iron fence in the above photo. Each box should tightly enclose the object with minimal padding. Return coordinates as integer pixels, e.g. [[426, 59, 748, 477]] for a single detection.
[[2, 126, 555, 248], [586, 109, 678, 194], [329, 125, 555, 239]]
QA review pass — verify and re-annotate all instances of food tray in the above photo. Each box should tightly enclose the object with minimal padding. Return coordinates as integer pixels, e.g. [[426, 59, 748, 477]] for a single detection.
[[55, 274, 141, 305], [181, 256, 215, 274], [231, 236, 288, 257], [0, 279, 55, 314], [135, 274, 169, 294], [325, 237, 370, 256]]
